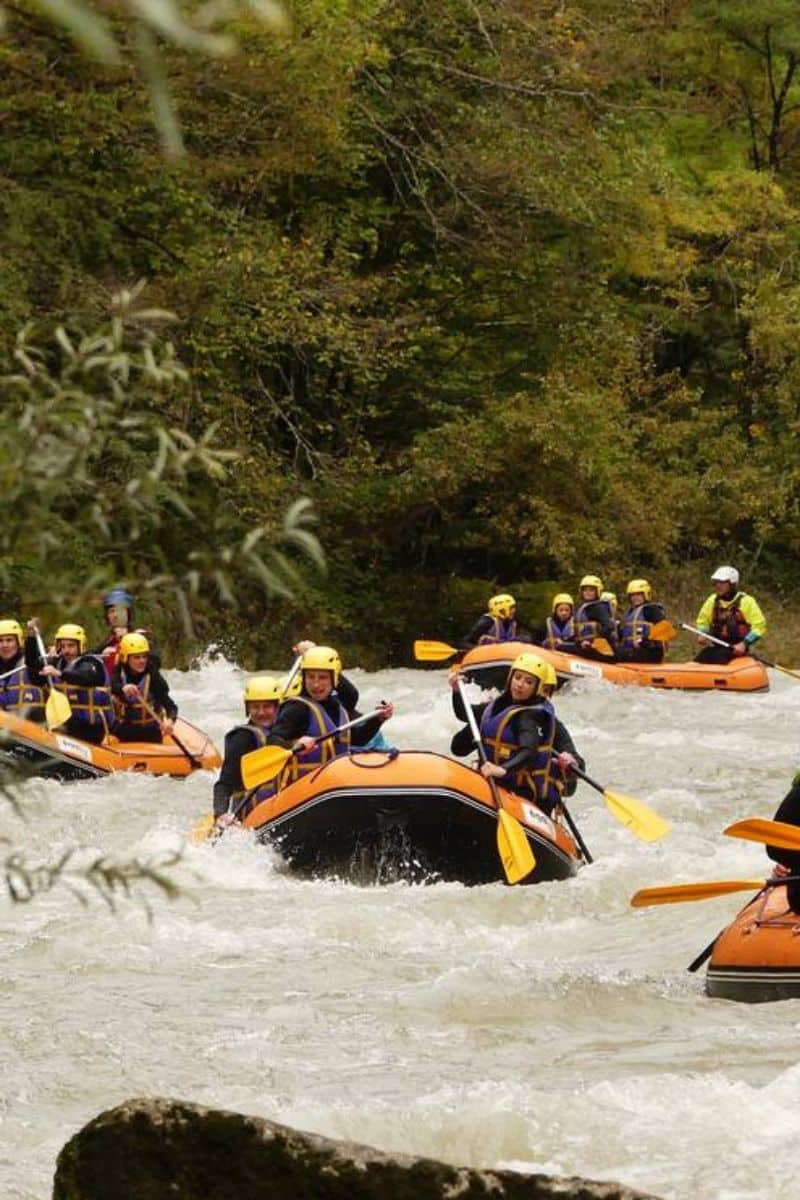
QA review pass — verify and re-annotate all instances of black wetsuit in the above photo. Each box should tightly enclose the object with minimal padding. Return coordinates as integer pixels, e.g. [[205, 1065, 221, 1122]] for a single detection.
[[213, 721, 271, 817], [266, 674, 383, 749]]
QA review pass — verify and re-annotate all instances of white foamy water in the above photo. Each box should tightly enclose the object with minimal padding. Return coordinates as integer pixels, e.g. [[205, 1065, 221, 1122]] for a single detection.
[[3, 656, 800, 1199]]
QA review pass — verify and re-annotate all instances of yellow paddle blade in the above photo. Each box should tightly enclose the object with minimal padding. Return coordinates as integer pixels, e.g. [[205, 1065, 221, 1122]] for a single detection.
[[631, 879, 766, 907], [604, 790, 671, 843], [241, 743, 292, 790], [496, 808, 536, 884], [592, 637, 615, 658], [45, 688, 72, 729], [413, 639, 460, 662], [724, 817, 800, 852], [188, 813, 216, 845], [649, 620, 678, 643]]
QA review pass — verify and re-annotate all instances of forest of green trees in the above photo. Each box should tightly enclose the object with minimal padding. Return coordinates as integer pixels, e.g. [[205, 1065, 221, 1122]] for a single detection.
[[4, 0, 800, 665]]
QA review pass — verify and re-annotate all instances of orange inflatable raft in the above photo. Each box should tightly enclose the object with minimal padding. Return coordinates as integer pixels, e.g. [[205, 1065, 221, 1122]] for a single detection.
[[460, 641, 769, 693], [244, 749, 585, 885], [706, 882, 800, 1002], [0, 709, 220, 779]]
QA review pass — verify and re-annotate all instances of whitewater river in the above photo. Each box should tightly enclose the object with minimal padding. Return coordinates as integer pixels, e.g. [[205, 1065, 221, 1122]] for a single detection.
[[3, 657, 800, 1199]]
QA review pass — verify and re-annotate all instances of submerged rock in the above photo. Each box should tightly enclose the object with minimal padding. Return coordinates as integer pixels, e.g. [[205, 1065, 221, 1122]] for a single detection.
[[53, 1097, 664, 1200]]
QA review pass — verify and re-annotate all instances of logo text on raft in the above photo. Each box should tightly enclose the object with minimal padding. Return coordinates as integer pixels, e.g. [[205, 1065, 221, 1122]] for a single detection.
[[567, 660, 603, 679], [55, 736, 94, 762], [521, 804, 555, 835]]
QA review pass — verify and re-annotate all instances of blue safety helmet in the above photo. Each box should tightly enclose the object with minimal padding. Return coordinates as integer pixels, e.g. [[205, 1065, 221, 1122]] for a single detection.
[[102, 588, 135, 617]]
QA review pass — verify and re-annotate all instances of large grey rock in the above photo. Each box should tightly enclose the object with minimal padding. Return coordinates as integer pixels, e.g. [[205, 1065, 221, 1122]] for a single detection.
[[53, 1097, 663, 1200]]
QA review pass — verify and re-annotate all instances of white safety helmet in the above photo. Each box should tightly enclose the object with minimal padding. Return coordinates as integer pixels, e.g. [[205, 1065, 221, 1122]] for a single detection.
[[711, 565, 739, 586]]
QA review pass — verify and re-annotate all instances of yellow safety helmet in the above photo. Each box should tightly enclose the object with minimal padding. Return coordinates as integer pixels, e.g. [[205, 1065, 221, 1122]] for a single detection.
[[301, 644, 342, 684], [507, 651, 557, 697], [244, 675, 283, 705], [278, 671, 302, 698], [551, 593, 574, 613], [118, 632, 150, 662], [54, 623, 87, 652], [488, 593, 516, 619], [579, 575, 604, 592], [601, 590, 618, 613], [626, 578, 652, 601], [0, 619, 23, 644]]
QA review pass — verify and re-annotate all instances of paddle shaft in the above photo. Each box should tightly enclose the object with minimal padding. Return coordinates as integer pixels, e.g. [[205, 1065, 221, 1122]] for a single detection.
[[559, 800, 593, 863], [456, 676, 517, 823], [457, 677, 495, 780], [687, 935, 721, 974], [301, 709, 382, 751], [205, 764, 270, 846], [34, 629, 49, 666], [139, 695, 202, 769], [280, 655, 303, 696], [569, 764, 606, 798], [271, 710, 386, 779], [230, 781, 264, 822], [681, 621, 761, 656]]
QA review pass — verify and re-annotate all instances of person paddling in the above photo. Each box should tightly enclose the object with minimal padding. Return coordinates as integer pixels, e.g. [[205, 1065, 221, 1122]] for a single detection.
[[461, 593, 529, 648], [616, 579, 667, 664], [449, 651, 584, 815], [0, 619, 46, 721], [265, 645, 393, 783], [25, 621, 115, 745], [531, 593, 577, 652], [694, 566, 766, 664], [760, 774, 800, 914], [573, 575, 618, 659], [110, 632, 177, 743], [213, 676, 284, 829]]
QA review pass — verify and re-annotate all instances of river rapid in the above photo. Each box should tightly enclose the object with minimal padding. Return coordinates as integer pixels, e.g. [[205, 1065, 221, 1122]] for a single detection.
[[3, 657, 800, 1199]]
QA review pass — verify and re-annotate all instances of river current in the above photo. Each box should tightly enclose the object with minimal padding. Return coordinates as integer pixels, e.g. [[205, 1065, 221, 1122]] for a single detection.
[[3, 656, 800, 1199]]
